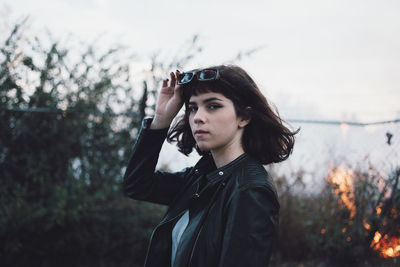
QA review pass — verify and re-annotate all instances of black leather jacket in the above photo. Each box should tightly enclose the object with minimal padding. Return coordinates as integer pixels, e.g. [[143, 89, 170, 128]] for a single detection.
[[123, 118, 280, 267]]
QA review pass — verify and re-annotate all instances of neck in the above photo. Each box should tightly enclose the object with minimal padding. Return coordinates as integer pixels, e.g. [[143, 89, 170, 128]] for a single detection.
[[211, 141, 245, 169]]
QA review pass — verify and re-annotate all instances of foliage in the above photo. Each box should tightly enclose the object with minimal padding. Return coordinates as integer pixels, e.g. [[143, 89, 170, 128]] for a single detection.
[[0, 17, 200, 266], [271, 164, 400, 266], [4, 14, 398, 267]]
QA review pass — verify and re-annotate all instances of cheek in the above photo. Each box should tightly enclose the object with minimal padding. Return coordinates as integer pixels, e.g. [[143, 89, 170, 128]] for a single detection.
[[215, 111, 238, 129]]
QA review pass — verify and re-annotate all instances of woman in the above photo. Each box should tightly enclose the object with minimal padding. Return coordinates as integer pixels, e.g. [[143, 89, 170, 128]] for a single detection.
[[123, 65, 298, 267]]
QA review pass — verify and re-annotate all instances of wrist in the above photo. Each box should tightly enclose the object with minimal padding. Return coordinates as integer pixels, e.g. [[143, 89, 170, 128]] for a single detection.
[[150, 116, 172, 129]]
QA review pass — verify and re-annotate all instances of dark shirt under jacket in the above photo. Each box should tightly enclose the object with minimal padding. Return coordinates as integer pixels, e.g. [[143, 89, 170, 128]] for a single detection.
[[123, 117, 280, 267]]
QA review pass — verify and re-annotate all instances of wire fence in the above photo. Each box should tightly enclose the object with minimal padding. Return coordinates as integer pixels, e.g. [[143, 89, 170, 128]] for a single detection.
[[272, 118, 400, 190], [2, 106, 400, 186]]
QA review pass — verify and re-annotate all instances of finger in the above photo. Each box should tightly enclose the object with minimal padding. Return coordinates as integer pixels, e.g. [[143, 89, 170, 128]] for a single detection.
[[170, 72, 176, 87], [162, 78, 169, 88], [175, 70, 181, 84], [175, 70, 182, 91], [174, 84, 182, 96], [174, 80, 182, 95]]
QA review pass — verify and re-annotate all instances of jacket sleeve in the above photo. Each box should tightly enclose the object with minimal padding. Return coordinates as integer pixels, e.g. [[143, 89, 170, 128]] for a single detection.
[[218, 185, 279, 267], [123, 118, 192, 206]]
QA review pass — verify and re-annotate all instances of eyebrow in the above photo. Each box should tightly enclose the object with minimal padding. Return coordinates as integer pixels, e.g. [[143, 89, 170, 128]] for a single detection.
[[188, 97, 224, 105]]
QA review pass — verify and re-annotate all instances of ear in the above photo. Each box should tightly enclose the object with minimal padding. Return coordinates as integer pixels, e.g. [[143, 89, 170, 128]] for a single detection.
[[238, 118, 250, 128], [238, 107, 252, 128]]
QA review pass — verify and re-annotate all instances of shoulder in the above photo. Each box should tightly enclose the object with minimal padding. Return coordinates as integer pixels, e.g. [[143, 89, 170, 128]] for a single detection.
[[234, 156, 276, 191], [224, 157, 280, 212], [224, 155, 279, 208]]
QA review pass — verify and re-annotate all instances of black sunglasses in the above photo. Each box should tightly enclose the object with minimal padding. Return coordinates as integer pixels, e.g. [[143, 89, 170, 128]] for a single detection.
[[177, 68, 220, 85]]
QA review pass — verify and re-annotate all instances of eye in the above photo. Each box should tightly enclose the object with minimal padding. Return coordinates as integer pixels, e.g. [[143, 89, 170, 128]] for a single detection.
[[187, 106, 197, 113], [208, 104, 222, 110]]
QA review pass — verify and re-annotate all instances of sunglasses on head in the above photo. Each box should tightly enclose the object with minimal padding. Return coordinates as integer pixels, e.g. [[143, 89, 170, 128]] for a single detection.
[[177, 68, 220, 85]]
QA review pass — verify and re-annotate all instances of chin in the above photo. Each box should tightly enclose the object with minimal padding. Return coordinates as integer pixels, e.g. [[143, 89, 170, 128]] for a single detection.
[[196, 142, 213, 152]]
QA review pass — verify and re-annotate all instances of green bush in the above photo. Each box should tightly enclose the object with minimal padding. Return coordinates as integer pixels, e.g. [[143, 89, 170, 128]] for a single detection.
[[0, 18, 197, 266]]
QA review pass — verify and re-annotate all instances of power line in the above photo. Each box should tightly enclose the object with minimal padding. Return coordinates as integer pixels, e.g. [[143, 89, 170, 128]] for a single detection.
[[1, 106, 399, 126], [0, 106, 137, 117], [287, 119, 400, 126]]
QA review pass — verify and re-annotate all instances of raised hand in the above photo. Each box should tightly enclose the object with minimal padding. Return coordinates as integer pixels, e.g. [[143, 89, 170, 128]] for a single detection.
[[150, 70, 184, 129]]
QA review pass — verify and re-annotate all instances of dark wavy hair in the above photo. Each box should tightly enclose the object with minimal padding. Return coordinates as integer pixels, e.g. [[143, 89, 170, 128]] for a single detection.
[[167, 64, 299, 165]]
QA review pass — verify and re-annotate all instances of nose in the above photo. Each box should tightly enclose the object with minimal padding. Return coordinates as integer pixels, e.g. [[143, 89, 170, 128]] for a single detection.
[[193, 107, 206, 124]]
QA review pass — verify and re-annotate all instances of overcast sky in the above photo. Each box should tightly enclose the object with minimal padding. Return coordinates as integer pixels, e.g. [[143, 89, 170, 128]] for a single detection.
[[3, 0, 400, 122]]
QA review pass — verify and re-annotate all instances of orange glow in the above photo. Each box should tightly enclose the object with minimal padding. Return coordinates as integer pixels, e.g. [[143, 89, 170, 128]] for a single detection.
[[373, 232, 382, 243], [326, 167, 356, 218], [321, 228, 326, 235], [327, 166, 400, 259], [376, 202, 383, 215], [340, 123, 349, 135], [370, 231, 400, 258], [363, 220, 371, 230]]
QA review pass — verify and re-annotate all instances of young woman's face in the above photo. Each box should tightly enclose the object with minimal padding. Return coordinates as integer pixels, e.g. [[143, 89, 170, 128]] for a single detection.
[[187, 92, 248, 153]]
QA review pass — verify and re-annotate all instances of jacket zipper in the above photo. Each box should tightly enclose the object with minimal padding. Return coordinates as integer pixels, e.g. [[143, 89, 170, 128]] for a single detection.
[[144, 181, 200, 266], [188, 182, 225, 266], [188, 210, 206, 267], [143, 208, 188, 266]]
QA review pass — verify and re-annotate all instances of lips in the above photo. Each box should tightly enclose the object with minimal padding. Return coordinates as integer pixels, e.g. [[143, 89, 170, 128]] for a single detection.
[[194, 130, 209, 136]]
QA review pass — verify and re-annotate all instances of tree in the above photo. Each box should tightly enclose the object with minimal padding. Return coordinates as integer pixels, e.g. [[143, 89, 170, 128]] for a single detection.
[[0, 17, 202, 267]]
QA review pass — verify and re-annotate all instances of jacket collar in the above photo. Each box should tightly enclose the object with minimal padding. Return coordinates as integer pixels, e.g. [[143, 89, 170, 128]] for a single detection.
[[194, 152, 249, 185]]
